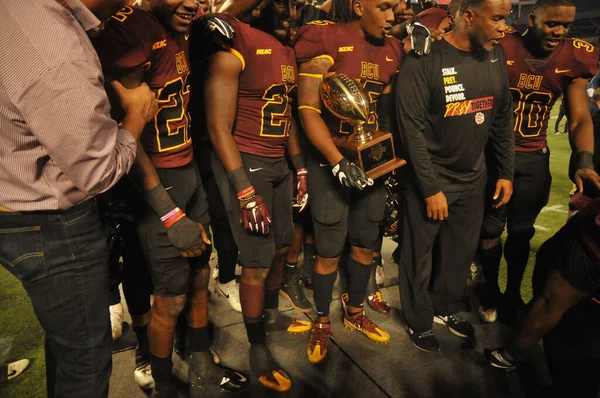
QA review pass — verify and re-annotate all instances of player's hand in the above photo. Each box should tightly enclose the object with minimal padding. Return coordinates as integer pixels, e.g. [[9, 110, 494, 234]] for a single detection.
[[332, 158, 373, 190], [407, 20, 432, 55], [425, 191, 448, 220], [167, 217, 212, 257], [196, 14, 235, 46], [295, 169, 309, 212], [428, 28, 444, 42], [240, 194, 272, 234], [111, 80, 158, 124], [493, 179, 513, 208], [574, 168, 600, 195]]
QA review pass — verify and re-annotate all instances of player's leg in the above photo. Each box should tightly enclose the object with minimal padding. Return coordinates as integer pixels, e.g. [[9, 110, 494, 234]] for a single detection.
[[366, 233, 390, 314], [503, 149, 552, 323], [397, 182, 441, 352], [343, 181, 390, 342], [280, 216, 312, 312], [300, 216, 316, 289], [487, 230, 594, 369], [197, 145, 241, 312], [185, 165, 249, 395], [306, 155, 348, 364], [212, 152, 293, 392], [430, 187, 484, 339]]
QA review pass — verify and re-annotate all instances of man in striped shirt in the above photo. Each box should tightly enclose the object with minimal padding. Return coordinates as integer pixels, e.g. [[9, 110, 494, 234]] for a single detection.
[[0, 0, 157, 396]]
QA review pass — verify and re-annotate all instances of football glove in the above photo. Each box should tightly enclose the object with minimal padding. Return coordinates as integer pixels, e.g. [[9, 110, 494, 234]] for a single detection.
[[294, 168, 309, 212], [240, 195, 272, 235], [332, 158, 373, 190], [195, 14, 235, 46], [407, 20, 432, 56]]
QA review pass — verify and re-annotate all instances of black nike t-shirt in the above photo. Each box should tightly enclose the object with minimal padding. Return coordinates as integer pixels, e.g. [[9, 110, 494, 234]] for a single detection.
[[395, 38, 514, 198]]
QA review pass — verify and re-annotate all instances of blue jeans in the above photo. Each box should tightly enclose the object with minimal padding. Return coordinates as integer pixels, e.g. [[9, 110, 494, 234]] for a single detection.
[[0, 199, 112, 397]]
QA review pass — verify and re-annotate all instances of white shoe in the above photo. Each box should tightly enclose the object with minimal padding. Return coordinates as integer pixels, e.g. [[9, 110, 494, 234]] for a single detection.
[[235, 263, 242, 277], [7, 359, 29, 381], [133, 361, 154, 390], [110, 303, 124, 341], [212, 262, 220, 281], [478, 305, 498, 323], [216, 280, 242, 312], [375, 263, 385, 286]]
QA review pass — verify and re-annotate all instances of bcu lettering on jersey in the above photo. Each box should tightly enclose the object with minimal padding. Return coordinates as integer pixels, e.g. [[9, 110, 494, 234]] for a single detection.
[[320, 73, 406, 179], [442, 67, 494, 122]]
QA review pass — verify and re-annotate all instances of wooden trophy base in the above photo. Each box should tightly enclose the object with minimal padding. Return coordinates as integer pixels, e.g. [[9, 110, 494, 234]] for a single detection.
[[332, 130, 406, 179]]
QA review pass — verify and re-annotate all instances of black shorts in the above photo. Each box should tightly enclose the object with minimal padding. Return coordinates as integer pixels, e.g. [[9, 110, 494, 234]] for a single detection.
[[136, 161, 211, 298], [307, 152, 386, 258], [481, 148, 551, 240], [212, 152, 293, 269], [536, 223, 600, 295]]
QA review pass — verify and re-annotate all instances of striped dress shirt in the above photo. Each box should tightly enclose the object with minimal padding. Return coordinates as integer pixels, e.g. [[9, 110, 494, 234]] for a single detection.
[[0, 0, 137, 211]]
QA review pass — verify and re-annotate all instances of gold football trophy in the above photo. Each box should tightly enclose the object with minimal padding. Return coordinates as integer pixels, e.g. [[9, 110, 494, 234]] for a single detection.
[[320, 73, 406, 179]]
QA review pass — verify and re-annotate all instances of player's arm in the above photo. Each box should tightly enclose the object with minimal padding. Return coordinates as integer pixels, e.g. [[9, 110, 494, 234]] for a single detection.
[[297, 58, 372, 190], [395, 53, 447, 220], [115, 70, 210, 258], [487, 50, 514, 208], [565, 77, 600, 193], [204, 50, 272, 234], [219, 0, 262, 20], [288, 118, 309, 211]]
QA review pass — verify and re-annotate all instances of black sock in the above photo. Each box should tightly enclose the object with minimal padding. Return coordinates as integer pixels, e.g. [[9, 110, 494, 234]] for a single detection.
[[347, 256, 371, 308], [264, 288, 279, 310], [312, 269, 337, 317], [150, 354, 173, 383], [504, 235, 530, 301], [133, 325, 149, 355], [244, 318, 266, 345], [301, 243, 316, 274], [479, 243, 503, 306], [188, 326, 210, 353]]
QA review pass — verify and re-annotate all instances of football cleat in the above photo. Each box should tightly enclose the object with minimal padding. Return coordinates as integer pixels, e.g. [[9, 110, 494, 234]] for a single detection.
[[265, 309, 312, 334], [258, 369, 292, 392], [307, 322, 332, 364], [7, 359, 29, 381], [249, 344, 292, 392], [344, 309, 390, 344], [367, 292, 391, 314]]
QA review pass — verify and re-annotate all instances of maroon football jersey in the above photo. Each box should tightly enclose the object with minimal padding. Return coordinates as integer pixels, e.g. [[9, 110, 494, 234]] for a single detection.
[[93, 6, 193, 168], [216, 14, 297, 158], [500, 32, 598, 152], [414, 7, 448, 30], [294, 21, 404, 138]]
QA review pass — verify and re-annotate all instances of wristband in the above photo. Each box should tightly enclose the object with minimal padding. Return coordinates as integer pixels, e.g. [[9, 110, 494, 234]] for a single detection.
[[573, 151, 594, 171], [161, 207, 186, 228], [237, 185, 256, 200], [228, 167, 252, 193], [291, 153, 306, 171], [296, 168, 308, 177]]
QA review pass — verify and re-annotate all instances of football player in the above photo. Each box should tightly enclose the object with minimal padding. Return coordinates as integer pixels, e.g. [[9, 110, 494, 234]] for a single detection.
[[294, 0, 404, 364], [197, 0, 312, 391], [92, 1, 250, 397], [477, 0, 600, 325]]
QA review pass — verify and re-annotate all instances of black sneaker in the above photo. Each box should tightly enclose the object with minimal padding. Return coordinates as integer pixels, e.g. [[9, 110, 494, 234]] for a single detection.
[[188, 351, 249, 396], [485, 347, 516, 370], [434, 314, 474, 338], [407, 327, 440, 352], [150, 381, 178, 398], [280, 268, 312, 312]]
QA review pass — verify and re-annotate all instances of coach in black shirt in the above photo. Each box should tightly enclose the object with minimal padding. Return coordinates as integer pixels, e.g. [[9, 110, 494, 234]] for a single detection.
[[394, 0, 515, 352]]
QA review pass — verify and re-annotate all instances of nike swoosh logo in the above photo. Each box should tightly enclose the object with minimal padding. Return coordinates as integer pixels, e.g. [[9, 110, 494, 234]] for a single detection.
[[491, 58, 498, 63], [555, 68, 570, 73], [185, 34, 189, 40], [235, 372, 247, 383], [385, 56, 394, 62], [319, 162, 330, 167], [249, 167, 263, 172], [220, 377, 230, 386], [165, 186, 173, 191]]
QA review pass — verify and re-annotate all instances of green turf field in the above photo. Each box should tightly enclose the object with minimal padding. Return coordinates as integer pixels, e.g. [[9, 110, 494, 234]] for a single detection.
[[0, 102, 575, 397]]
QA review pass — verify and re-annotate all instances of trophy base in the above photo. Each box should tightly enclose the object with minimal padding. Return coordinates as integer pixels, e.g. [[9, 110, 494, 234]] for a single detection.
[[333, 130, 406, 179]]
